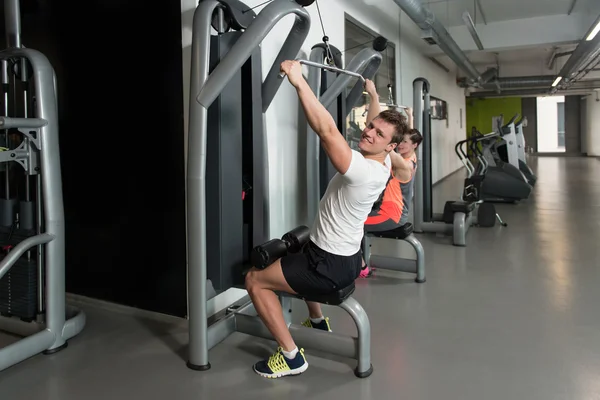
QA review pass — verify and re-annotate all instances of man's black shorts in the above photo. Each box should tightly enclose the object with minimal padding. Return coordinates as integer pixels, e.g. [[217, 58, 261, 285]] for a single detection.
[[281, 241, 362, 296]]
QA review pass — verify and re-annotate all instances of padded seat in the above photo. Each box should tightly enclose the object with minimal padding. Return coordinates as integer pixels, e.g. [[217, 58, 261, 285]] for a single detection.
[[369, 222, 413, 240], [283, 283, 356, 306], [448, 200, 476, 213]]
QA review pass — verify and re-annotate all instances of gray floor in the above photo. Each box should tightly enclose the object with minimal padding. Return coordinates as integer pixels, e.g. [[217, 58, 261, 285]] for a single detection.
[[2, 156, 600, 400]]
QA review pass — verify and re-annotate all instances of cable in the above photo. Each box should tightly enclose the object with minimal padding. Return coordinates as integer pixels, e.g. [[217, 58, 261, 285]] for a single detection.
[[330, 39, 377, 57], [385, 46, 395, 106], [315, 0, 327, 41], [242, 0, 275, 14], [314, 0, 335, 65]]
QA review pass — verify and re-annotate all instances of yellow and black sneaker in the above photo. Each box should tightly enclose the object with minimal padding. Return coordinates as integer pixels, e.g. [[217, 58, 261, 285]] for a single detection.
[[301, 317, 332, 332], [253, 347, 308, 379]]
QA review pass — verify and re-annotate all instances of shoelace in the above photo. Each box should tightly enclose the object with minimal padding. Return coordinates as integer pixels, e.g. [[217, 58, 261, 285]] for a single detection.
[[267, 348, 289, 372]]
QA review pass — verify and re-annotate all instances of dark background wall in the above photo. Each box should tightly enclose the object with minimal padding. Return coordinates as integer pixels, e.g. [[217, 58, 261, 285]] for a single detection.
[[521, 97, 538, 152], [0, 0, 188, 317]]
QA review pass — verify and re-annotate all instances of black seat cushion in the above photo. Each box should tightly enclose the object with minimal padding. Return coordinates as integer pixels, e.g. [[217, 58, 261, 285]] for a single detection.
[[369, 223, 413, 240], [282, 283, 355, 306], [449, 200, 476, 213]]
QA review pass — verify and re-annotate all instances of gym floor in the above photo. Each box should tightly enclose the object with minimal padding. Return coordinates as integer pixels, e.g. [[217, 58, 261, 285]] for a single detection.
[[1, 156, 599, 400]]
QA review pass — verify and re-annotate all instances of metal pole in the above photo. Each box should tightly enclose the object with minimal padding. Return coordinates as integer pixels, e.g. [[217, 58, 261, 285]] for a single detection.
[[4, 0, 22, 48], [412, 79, 425, 231]]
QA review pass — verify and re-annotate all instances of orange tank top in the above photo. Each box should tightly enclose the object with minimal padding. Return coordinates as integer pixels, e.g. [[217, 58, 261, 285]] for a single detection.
[[375, 154, 417, 223]]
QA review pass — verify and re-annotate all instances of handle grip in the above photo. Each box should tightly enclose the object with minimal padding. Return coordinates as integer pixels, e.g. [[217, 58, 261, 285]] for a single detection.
[[279, 59, 366, 83]]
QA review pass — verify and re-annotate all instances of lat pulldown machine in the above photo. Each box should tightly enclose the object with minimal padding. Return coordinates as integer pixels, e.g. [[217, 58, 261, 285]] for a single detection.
[[412, 78, 498, 247], [187, 0, 373, 378]]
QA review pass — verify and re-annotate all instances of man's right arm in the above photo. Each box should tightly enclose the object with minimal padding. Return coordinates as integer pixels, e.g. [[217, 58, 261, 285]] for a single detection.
[[281, 60, 353, 175]]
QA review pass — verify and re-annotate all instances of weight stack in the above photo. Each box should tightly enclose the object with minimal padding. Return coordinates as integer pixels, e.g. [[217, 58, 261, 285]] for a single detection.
[[0, 256, 38, 321]]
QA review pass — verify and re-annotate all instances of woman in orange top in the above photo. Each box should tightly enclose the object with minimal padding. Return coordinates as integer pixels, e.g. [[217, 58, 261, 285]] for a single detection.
[[360, 81, 423, 277]]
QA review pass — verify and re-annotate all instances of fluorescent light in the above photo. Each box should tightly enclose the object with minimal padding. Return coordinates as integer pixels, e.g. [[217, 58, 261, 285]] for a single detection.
[[586, 19, 600, 41], [552, 76, 562, 87]]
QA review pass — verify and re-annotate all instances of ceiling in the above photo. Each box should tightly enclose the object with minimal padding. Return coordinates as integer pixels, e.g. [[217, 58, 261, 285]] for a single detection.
[[409, 0, 600, 97], [423, 0, 600, 27], [344, 0, 600, 97]]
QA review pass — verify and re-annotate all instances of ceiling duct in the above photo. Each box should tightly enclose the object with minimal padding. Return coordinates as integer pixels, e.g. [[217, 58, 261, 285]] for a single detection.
[[392, 0, 485, 86], [458, 75, 554, 90], [468, 85, 600, 98], [553, 15, 600, 91], [468, 78, 600, 98]]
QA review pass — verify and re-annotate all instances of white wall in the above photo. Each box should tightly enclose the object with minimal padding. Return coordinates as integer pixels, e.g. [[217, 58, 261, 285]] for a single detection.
[[397, 16, 465, 183], [536, 96, 564, 152], [585, 93, 600, 156], [180, 0, 466, 237]]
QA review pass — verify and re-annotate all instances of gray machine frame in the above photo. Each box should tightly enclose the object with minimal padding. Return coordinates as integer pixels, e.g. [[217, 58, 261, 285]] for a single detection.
[[412, 78, 476, 246], [0, 0, 85, 372], [306, 45, 382, 222], [362, 231, 425, 283], [186, 0, 373, 377]]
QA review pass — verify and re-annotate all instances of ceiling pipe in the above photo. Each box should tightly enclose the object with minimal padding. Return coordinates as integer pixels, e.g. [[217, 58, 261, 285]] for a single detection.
[[553, 14, 600, 91], [468, 87, 597, 98], [480, 67, 498, 82], [569, 52, 600, 82], [458, 75, 555, 89], [392, 0, 484, 86], [468, 79, 600, 98]]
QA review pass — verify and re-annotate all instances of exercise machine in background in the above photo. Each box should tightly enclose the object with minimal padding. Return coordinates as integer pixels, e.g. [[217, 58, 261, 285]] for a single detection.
[[495, 115, 537, 187], [0, 0, 85, 372], [456, 136, 508, 227], [186, 0, 373, 378], [471, 116, 533, 202], [412, 78, 496, 247]]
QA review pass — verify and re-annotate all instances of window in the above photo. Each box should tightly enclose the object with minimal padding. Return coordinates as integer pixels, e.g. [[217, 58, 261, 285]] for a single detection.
[[557, 102, 565, 148], [344, 16, 397, 150]]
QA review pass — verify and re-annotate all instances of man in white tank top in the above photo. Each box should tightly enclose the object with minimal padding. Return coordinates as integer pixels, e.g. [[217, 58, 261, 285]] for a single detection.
[[246, 62, 409, 378]]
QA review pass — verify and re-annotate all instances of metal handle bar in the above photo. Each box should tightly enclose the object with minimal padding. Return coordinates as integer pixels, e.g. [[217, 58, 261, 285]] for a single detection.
[[279, 59, 366, 83], [381, 102, 408, 109]]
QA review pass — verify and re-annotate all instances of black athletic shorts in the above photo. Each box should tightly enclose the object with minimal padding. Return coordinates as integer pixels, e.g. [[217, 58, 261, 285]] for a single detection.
[[281, 241, 362, 296]]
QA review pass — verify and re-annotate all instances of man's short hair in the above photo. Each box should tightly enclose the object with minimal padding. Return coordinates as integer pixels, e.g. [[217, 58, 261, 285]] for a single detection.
[[375, 110, 409, 144], [406, 128, 423, 147]]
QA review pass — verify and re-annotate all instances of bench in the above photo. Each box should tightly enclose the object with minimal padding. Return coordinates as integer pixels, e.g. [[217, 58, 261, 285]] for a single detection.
[[277, 282, 373, 378], [442, 200, 476, 224], [362, 223, 426, 283]]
